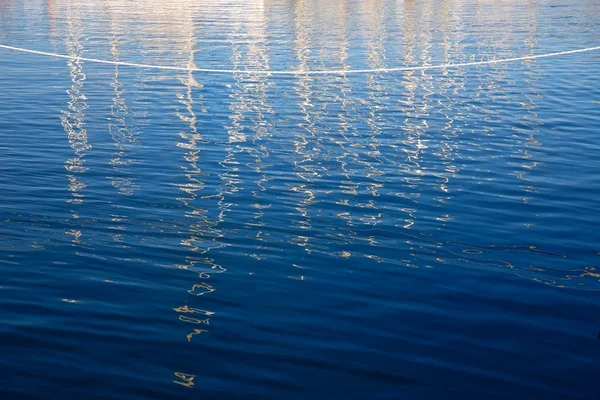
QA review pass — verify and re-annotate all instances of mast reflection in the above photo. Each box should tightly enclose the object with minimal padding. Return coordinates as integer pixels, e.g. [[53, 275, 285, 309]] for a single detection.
[[61, 1, 90, 244]]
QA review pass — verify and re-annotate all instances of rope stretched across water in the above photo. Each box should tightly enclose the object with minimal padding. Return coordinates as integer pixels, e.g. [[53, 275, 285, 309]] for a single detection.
[[1, 43, 599, 75]]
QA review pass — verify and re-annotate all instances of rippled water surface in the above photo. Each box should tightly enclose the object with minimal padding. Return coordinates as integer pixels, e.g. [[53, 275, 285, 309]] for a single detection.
[[1, 0, 600, 398]]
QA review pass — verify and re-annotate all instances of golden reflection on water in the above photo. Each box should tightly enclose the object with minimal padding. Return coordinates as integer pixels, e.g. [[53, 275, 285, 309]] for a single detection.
[[173, 371, 196, 388], [169, 1, 222, 342]]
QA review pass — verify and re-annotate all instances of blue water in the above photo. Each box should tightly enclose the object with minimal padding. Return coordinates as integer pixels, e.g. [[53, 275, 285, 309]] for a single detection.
[[1, 0, 600, 398]]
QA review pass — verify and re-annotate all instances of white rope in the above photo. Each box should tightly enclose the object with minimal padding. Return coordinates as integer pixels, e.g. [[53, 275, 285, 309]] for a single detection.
[[1, 43, 599, 75]]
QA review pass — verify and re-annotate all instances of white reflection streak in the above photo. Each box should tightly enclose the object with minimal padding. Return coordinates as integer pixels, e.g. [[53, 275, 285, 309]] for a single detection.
[[170, 2, 221, 337], [106, 10, 138, 197], [361, 0, 386, 204], [511, 4, 544, 198], [289, 0, 319, 252], [433, 0, 466, 216], [60, 1, 90, 221], [230, 0, 274, 260]]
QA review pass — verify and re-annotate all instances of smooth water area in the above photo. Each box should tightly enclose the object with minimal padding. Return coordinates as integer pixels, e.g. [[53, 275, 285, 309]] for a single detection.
[[1, 0, 600, 398]]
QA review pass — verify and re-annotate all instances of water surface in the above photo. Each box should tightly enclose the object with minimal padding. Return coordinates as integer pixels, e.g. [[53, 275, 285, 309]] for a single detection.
[[1, 0, 600, 399]]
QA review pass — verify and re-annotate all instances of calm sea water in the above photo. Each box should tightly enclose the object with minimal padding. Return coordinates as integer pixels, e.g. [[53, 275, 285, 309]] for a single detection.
[[1, 0, 600, 398]]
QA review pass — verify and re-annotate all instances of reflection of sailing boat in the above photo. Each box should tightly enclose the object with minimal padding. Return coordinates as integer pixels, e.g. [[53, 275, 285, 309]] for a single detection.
[[169, 0, 275, 384], [106, 24, 138, 197], [510, 3, 544, 203], [392, 0, 463, 231], [427, 0, 467, 221], [346, 0, 438, 265], [128, 0, 224, 387], [394, 0, 432, 230], [225, 0, 276, 262], [61, 1, 90, 243], [102, 1, 143, 246], [168, 3, 222, 346], [354, 0, 386, 214], [322, 0, 387, 257], [287, 0, 325, 255]]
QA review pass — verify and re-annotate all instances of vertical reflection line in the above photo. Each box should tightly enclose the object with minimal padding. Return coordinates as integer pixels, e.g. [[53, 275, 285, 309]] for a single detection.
[[416, 1, 446, 227], [208, 0, 259, 260], [61, 1, 90, 244], [325, 0, 361, 253], [106, 23, 138, 197], [288, 0, 321, 255], [320, 0, 387, 260], [103, 2, 138, 247], [427, 0, 467, 226], [171, 3, 220, 346], [353, 0, 416, 264], [394, 0, 425, 230], [245, 3, 275, 262], [513, 1, 543, 198], [471, 0, 516, 183], [360, 0, 386, 220], [498, 1, 546, 276], [397, 0, 448, 231], [330, 0, 357, 184], [227, 0, 275, 262]]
